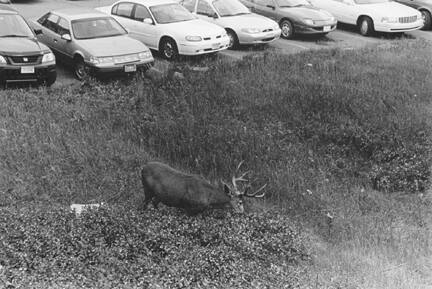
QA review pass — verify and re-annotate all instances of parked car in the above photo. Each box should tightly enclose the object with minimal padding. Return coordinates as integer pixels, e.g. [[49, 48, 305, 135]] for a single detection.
[[308, 0, 424, 36], [96, 0, 229, 60], [0, 5, 56, 86], [30, 8, 154, 80], [178, 0, 281, 49], [394, 0, 432, 30], [240, 0, 337, 38]]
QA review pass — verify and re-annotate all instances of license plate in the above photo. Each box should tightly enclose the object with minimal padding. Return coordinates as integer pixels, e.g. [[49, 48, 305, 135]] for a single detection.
[[124, 64, 136, 73], [323, 25, 331, 32], [21, 66, 34, 74], [212, 43, 220, 49]]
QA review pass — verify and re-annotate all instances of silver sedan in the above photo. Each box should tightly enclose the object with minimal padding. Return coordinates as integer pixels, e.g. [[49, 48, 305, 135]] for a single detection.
[[31, 8, 154, 80]]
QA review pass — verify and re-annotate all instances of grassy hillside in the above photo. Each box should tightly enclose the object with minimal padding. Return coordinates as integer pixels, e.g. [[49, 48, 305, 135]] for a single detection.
[[0, 39, 431, 288]]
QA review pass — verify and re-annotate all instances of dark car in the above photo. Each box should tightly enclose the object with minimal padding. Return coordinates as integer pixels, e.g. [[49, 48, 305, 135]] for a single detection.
[[395, 0, 432, 30], [0, 6, 56, 86], [240, 0, 337, 39]]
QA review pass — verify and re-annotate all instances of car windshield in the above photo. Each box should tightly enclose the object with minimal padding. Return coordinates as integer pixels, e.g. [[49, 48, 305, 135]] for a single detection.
[[354, 0, 388, 4], [212, 0, 250, 17], [72, 17, 127, 40], [150, 3, 195, 24], [0, 14, 34, 38], [276, 0, 310, 7]]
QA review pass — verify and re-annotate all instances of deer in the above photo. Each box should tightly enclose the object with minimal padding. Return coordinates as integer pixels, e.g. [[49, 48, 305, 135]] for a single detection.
[[140, 161, 266, 215]]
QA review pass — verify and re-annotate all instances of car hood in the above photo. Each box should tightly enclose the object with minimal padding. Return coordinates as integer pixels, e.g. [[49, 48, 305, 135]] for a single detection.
[[218, 13, 277, 29], [279, 6, 333, 20], [161, 19, 226, 36], [76, 35, 149, 57], [0, 37, 50, 55], [361, 1, 420, 17]]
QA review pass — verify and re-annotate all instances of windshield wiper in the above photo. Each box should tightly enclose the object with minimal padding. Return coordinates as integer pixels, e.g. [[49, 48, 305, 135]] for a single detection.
[[0, 34, 29, 38]]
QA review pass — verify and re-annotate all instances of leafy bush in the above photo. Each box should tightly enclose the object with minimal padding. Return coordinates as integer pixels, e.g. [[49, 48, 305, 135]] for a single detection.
[[0, 204, 308, 288]]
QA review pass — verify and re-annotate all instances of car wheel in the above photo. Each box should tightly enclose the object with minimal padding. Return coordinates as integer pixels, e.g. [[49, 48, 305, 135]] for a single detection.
[[74, 56, 89, 80], [421, 10, 432, 30], [45, 71, 57, 87], [280, 19, 294, 39], [358, 17, 374, 36], [226, 29, 239, 49], [160, 38, 178, 60]]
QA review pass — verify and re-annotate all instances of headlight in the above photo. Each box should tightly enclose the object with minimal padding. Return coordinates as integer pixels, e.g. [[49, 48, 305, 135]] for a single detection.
[[303, 19, 314, 26], [381, 17, 398, 23], [41, 52, 55, 63], [0, 55, 6, 64], [185, 35, 202, 42], [138, 51, 153, 59], [241, 28, 261, 34]]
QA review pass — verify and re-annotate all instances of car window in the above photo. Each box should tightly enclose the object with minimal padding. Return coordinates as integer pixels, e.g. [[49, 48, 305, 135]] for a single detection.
[[57, 17, 70, 36], [197, 0, 216, 16], [134, 4, 152, 21], [180, 0, 197, 12], [72, 17, 127, 39], [0, 14, 34, 38], [113, 2, 134, 18], [42, 13, 60, 33]]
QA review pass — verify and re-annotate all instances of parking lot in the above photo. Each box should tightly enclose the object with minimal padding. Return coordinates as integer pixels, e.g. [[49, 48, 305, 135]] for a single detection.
[[7, 0, 432, 87]]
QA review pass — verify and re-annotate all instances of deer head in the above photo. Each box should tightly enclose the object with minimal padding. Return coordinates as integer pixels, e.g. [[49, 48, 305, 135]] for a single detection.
[[223, 161, 267, 213]]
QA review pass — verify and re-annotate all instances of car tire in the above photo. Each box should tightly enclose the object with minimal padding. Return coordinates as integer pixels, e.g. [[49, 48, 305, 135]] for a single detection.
[[280, 19, 294, 39], [45, 71, 57, 87], [74, 56, 89, 81], [226, 29, 239, 49], [421, 10, 432, 30], [358, 16, 374, 36], [159, 37, 178, 60]]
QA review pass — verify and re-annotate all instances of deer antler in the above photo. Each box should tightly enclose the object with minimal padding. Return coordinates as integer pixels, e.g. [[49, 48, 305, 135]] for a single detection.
[[244, 184, 267, 198], [232, 161, 249, 191]]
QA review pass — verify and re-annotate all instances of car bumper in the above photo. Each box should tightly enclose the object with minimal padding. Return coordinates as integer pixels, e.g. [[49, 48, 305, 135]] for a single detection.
[[178, 38, 230, 55], [295, 23, 337, 34], [0, 62, 56, 84], [238, 28, 281, 45], [88, 58, 154, 74], [374, 20, 424, 32]]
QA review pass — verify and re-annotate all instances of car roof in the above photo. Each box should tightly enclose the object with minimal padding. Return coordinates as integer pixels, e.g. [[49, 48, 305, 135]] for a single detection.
[[119, 0, 177, 7], [0, 4, 17, 14], [52, 7, 109, 20]]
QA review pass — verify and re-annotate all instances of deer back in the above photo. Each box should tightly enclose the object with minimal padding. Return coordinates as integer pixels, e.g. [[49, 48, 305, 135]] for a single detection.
[[141, 162, 230, 209]]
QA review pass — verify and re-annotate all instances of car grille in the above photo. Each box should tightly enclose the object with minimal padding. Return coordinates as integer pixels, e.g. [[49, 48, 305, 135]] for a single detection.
[[113, 54, 140, 64], [399, 16, 417, 23], [8, 55, 42, 65], [314, 19, 333, 26], [203, 35, 223, 41]]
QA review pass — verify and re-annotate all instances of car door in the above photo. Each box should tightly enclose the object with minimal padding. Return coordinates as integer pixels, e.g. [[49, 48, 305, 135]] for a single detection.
[[37, 13, 60, 52], [196, 0, 219, 24], [55, 17, 74, 64], [254, 0, 279, 21], [110, 2, 136, 31], [128, 4, 159, 49], [334, 0, 357, 24]]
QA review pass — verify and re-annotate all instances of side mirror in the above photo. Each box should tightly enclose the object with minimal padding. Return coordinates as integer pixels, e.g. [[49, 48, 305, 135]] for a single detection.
[[143, 18, 153, 24], [211, 12, 218, 18], [34, 28, 43, 35], [61, 34, 72, 41], [266, 4, 275, 9]]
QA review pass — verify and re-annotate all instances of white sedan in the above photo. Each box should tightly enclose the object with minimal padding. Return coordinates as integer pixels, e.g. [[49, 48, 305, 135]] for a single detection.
[[178, 0, 281, 49], [308, 0, 424, 36], [96, 0, 230, 60]]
